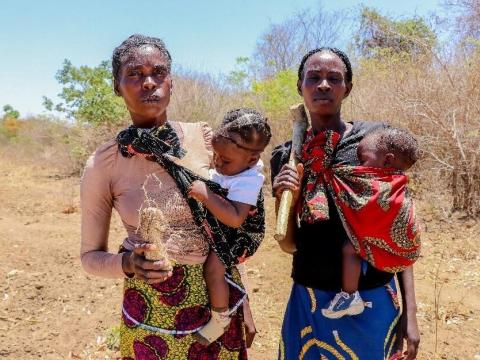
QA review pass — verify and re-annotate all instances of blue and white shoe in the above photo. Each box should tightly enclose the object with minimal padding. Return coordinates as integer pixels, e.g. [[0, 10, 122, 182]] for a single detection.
[[321, 291, 365, 319]]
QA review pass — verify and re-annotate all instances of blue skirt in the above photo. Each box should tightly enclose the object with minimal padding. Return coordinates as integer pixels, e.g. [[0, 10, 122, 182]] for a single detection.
[[279, 277, 402, 360]]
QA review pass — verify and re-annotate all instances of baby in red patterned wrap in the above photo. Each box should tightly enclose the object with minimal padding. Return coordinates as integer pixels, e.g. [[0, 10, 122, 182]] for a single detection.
[[322, 127, 420, 319]]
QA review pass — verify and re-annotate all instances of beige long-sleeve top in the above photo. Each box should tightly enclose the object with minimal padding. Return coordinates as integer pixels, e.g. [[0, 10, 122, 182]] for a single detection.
[[80, 121, 213, 278]]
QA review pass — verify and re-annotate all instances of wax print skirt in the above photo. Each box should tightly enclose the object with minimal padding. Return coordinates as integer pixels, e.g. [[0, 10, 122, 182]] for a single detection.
[[279, 277, 402, 360], [120, 264, 248, 359]]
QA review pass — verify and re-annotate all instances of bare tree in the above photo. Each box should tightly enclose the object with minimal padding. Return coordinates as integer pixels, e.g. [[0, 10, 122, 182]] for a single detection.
[[251, 6, 343, 78], [443, 0, 480, 42]]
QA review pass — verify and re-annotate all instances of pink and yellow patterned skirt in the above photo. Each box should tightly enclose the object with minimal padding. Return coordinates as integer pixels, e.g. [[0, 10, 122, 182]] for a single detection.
[[120, 264, 248, 359]]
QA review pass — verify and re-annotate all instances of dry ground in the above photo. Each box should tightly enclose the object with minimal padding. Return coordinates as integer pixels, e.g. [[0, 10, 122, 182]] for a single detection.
[[0, 156, 479, 359]]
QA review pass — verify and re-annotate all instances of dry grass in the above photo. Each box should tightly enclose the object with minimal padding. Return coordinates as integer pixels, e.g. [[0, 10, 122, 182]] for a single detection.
[[169, 71, 249, 128]]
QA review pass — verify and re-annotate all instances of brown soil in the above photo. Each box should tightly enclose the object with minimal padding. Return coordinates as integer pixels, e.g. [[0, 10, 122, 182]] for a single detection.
[[0, 157, 479, 359]]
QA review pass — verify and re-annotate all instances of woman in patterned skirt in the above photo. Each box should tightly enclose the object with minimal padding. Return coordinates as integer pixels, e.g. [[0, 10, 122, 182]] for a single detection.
[[80, 34, 253, 359], [271, 48, 420, 360]]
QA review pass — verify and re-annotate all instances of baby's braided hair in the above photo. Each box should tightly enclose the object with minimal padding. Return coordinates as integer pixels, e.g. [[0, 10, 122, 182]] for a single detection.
[[215, 108, 272, 151], [298, 47, 353, 83], [112, 34, 172, 81]]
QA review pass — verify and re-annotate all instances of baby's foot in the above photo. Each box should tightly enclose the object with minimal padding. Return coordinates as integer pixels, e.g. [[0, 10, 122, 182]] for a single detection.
[[193, 309, 230, 345], [321, 291, 365, 319]]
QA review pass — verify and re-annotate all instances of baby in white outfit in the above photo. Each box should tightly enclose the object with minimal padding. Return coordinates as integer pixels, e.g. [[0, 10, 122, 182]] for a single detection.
[[188, 108, 271, 345]]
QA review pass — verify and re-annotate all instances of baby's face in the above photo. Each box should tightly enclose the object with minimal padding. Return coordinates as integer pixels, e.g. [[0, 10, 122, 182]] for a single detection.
[[212, 135, 257, 176], [357, 142, 386, 168], [357, 142, 411, 170]]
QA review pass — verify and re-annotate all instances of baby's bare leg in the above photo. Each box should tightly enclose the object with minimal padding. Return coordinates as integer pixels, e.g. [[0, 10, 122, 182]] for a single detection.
[[342, 241, 361, 294], [194, 251, 231, 345], [204, 251, 229, 310]]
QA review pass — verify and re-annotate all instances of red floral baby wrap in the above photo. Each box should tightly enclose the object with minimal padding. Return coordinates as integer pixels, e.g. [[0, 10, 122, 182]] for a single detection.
[[299, 129, 421, 273]]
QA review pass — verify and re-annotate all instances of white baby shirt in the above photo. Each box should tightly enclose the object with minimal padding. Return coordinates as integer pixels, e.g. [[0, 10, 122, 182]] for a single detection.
[[209, 160, 264, 206]]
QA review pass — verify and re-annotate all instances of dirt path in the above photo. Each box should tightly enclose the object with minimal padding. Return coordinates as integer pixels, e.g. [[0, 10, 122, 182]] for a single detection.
[[0, 158, 478, 359]]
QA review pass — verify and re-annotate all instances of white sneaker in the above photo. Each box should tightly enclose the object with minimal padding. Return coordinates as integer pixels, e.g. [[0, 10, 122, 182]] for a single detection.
[[321, 291, 365, 319]]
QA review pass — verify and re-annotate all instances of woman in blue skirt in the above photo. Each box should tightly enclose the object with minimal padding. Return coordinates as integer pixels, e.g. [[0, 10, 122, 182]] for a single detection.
[[271, 48, 420, 360]]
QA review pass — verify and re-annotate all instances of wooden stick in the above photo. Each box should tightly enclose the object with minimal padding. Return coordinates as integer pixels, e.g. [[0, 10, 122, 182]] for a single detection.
[[274, 103, 309, 242]]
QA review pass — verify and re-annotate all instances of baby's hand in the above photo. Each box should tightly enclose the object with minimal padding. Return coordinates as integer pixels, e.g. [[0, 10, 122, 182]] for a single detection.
[[188, 180, 208, 203]]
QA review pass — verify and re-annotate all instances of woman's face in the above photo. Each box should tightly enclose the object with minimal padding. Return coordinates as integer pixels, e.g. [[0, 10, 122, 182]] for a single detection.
[[115, 45, 172, 127], [298, 51, 352, 118]]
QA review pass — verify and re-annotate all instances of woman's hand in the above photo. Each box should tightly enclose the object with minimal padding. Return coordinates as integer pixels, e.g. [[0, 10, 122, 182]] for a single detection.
[[395, 308, 420, 360], [395, 267, 420, 359], [272, 163, 304, 204], [123, 244, 173, 284], [242, 299, 257, 348], [272, 162, 304, 254]]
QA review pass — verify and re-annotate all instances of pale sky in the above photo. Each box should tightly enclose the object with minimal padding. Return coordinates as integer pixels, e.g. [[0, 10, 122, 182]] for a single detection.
[[0, 0, 442, 116]]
